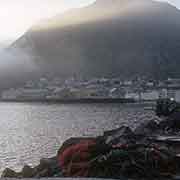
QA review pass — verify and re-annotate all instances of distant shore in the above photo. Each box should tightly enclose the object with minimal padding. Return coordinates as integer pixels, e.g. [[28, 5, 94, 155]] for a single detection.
[[0, 98, 136, 104]]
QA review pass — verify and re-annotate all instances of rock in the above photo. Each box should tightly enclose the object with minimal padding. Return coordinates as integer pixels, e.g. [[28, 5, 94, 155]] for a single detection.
[[58, 137, 96, 155], [35, 158, 53, 172], [156, 99, 179, 117], [40, 158, 55, 167], [134, 120, 159, 136], [1, 168, 19, 178], [35, 168, 50, 178], [21, 165, 34, 177], [103, 126, 135, 145], [34, 157, 61, 177], [53, 171, 63, 177], [159, 111, 180, 132]]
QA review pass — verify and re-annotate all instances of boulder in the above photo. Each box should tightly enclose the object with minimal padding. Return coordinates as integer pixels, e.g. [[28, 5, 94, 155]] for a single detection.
[[58, 137, 96, 155], [134, 120, 159, 136], [35, 168, 50, 178], [21, 165, 34, 177], [34, 157, 61, 177], [35, 157, 55, 171], [1, 168, 20, 178], [103, 126, 135, 145], [159, 111, 180, 132]]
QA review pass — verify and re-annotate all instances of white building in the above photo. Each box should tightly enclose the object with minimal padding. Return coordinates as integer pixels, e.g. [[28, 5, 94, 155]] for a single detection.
[[109, 88, 125, 98], [123, 80, 133, 86], [18, 88, 49, 100], [159, 89, 168, 99], [1, 89, 21, 100], [146, 82, 154, 87], [141, 90, 159, 101], [125, 92, 140, 100]]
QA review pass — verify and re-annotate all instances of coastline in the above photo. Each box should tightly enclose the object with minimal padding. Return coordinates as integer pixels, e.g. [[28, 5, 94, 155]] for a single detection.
[[0, 101, 158, 179], [2, 116, 180, 179], [0, 98, 136, 104]]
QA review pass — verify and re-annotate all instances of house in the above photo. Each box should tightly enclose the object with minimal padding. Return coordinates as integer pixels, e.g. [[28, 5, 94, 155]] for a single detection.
[[141, 90, 159, 101], [109, 88, 125, 98], [125, 92, 140, 100]]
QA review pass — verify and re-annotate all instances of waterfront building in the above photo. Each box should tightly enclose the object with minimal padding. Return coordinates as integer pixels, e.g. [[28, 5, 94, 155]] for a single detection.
[[141, 90, 159, 101], [1, 88, 21, 100], [17, 88, 49, 100], [125, 91, 140, 101], [109, 88, 125, 98]]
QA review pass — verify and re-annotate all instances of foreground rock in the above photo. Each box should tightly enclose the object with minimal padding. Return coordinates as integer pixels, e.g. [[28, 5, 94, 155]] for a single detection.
[[1, 168, 21, 178], [2, 157, 62, 178], [2, 115, 180, 179]]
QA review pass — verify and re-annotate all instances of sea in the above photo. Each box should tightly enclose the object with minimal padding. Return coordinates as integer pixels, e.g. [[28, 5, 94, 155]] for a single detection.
[[0, 102, 157, 173]]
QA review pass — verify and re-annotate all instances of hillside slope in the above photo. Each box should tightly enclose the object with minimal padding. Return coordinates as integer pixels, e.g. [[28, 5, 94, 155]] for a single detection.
[[8, 0, 180, 84]]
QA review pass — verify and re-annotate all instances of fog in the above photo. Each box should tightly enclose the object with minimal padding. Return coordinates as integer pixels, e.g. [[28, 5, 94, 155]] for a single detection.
[[0, 48, 39, 90]]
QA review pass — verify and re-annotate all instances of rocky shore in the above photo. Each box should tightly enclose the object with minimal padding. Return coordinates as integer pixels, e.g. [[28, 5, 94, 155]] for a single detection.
[[2, 99, 180, 179], [2, 110, 180, 180]]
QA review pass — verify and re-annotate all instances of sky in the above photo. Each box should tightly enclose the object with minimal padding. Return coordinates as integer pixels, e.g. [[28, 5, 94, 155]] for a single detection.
[[0, 0, 179, 45]]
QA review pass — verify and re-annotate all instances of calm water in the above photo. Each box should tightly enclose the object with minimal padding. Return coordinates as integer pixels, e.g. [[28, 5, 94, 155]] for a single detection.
[[0, 102, 156, 173]]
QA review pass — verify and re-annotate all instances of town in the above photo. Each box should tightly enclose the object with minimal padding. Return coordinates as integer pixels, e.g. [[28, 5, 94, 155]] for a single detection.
[[1, 76, 180, 102]]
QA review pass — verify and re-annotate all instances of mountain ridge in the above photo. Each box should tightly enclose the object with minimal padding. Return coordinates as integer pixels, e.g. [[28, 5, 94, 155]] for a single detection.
[[3, 0, 180, 90]]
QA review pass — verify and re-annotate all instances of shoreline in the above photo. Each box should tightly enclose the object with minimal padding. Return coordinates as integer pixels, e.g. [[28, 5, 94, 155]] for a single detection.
[[2, 115, 180, 179], [0, 98, 136, 104]]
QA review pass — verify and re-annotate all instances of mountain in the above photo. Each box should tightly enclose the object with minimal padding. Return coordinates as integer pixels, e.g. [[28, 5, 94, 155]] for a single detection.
[[6, 0, 180, 88]]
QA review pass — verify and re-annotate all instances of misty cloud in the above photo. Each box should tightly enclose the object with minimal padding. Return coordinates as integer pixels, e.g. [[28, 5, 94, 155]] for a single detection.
[[0, 48, 39, 90]]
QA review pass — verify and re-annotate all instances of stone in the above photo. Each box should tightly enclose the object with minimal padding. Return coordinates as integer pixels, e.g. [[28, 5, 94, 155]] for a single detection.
[[1, 168, 19, 178], [35, 168, 50, 178], [159, 111, 180, 131], [21, 165, 34, 177], [58, 137, 96, 155], [134, 120, 159, 136], [103, 126, 135, 145], [33, 157, 61, 177]]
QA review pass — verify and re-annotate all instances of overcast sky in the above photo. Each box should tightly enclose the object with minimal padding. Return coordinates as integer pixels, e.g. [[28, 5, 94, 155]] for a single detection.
[[0, 0, 179, 44]]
